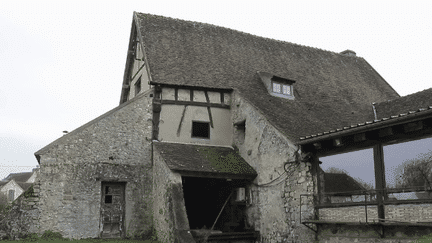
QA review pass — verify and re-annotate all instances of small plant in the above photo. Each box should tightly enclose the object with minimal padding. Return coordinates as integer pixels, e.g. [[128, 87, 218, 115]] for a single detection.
[[41, 230, 67, 241], [22, 233, 39, 242]]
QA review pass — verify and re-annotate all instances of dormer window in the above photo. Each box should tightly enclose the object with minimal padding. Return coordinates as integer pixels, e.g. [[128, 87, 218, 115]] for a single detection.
[[272, 83, 281, 93], [272, 80, 293, 97], [282, 84, 292, 96], [257, 71, 296, 100]]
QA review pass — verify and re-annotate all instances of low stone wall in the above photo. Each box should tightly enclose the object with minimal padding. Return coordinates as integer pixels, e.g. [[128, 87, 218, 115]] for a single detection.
[[386, 204, 432, 222], [0, 183, 40, 240], [320, 206, 379, 223], [320, 203, 432, 223]]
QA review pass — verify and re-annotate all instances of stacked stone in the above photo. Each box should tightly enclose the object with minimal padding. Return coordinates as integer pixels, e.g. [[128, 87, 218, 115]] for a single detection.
[[1, 182, 41, 240]]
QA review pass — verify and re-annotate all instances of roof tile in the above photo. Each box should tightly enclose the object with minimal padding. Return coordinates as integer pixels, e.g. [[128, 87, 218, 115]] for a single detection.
[[154, 142, 257, 179], [135, 12, 400, 142]]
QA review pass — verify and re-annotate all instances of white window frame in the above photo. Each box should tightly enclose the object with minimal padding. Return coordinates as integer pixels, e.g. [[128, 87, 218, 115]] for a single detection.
[[272, 81, 293, 97]]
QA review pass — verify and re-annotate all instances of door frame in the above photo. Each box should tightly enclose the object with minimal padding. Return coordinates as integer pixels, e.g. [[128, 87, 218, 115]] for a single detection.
[[100, 181, 126, 238]]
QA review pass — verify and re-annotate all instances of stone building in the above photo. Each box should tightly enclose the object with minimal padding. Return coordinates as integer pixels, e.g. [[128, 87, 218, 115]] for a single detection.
[[1, 170, 37, 203], [27, 12, 432, 242]]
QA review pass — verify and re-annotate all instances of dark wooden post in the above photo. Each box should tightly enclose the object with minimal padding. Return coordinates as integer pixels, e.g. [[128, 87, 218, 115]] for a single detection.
[[373, 143, 386, 223]]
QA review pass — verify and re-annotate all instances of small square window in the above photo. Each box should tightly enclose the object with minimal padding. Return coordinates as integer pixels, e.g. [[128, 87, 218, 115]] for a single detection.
[[105, 195, 112, 204], [192, 121, 210, 139], [272, 83, 281, 93], [282, 85, 291, 95]]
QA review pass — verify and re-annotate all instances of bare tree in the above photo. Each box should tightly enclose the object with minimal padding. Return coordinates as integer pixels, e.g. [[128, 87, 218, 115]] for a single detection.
[[396, 151, 432, 190]]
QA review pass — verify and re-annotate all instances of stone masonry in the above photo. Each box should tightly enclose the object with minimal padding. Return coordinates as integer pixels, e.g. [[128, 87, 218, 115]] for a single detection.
[[34, 89, 154, 239]]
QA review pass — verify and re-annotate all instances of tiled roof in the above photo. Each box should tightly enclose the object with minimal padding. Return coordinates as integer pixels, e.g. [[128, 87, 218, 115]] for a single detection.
[[375, 88, 432, 120], [3, 172, 33, 182], [153, 142, 257, 179], [134, 12, 399, 143], [299, 89, 432, 142], [16, 182, 33, 191], [324, 173, 366, 194]]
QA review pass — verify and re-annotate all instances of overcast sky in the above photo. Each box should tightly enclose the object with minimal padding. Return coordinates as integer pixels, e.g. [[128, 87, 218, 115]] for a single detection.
[[1, 1, 431, 179]]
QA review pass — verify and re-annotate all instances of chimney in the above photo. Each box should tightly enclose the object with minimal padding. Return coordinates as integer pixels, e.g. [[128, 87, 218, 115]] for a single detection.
[[340, 50, 356, 57]]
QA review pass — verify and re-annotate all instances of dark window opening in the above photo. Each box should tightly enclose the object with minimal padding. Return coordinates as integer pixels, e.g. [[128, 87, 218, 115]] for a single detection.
[[192, 121, 210, 139], [235, 120, 246, 144], [105, 195, 113, 203], [135, 78, 141, 96]]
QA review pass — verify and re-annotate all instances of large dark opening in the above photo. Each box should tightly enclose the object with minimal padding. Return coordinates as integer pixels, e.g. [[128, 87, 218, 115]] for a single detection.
[[182, 176, 250, 232], [192, 121, 210, 138]]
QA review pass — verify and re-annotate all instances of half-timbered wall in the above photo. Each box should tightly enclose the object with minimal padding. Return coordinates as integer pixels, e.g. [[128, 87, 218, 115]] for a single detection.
[[157, 87, 232, 146]]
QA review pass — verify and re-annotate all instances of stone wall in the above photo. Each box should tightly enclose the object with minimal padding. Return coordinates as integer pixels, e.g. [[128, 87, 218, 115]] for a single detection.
[[320, 204, 432, 223], [35, 89, 154, 239], [231, 92, 316, 243], [152, 145, 195, 243], [320, 206, 379, 223], [0, 183, 40, 240]]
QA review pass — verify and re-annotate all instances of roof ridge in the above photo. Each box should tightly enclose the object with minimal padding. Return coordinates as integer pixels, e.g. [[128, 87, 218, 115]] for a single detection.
[[134, 12, 362, 59]]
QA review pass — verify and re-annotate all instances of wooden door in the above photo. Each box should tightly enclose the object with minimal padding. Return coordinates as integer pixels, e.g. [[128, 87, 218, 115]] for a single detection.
[[101, 182, 125, 238]]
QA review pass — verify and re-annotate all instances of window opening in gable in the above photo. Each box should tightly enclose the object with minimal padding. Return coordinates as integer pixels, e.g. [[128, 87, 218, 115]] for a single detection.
[[192, 121, 210, 139], [8, 190, 14, 201], [135, 77, 141, 96]]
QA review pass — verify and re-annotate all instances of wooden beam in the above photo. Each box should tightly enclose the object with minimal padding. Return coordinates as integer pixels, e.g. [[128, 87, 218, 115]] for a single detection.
[[205, 91, 214, 128], [354, 133, 366, 142], [373, 143, 386, 222], [176, 105, 188, 137], [404, 121, 423, 133], [379, 127, 393, 137], [161, 100, 230, 109]]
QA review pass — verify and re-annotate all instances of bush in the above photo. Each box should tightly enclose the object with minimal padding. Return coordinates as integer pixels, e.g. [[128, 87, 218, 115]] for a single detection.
[[41, 230, 67, 241], [22, 233, 39, 242]]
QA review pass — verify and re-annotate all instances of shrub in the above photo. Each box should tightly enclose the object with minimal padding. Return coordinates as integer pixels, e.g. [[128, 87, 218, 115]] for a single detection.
[[41, 230, 67, 241], [22, 233, 39, 242]]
